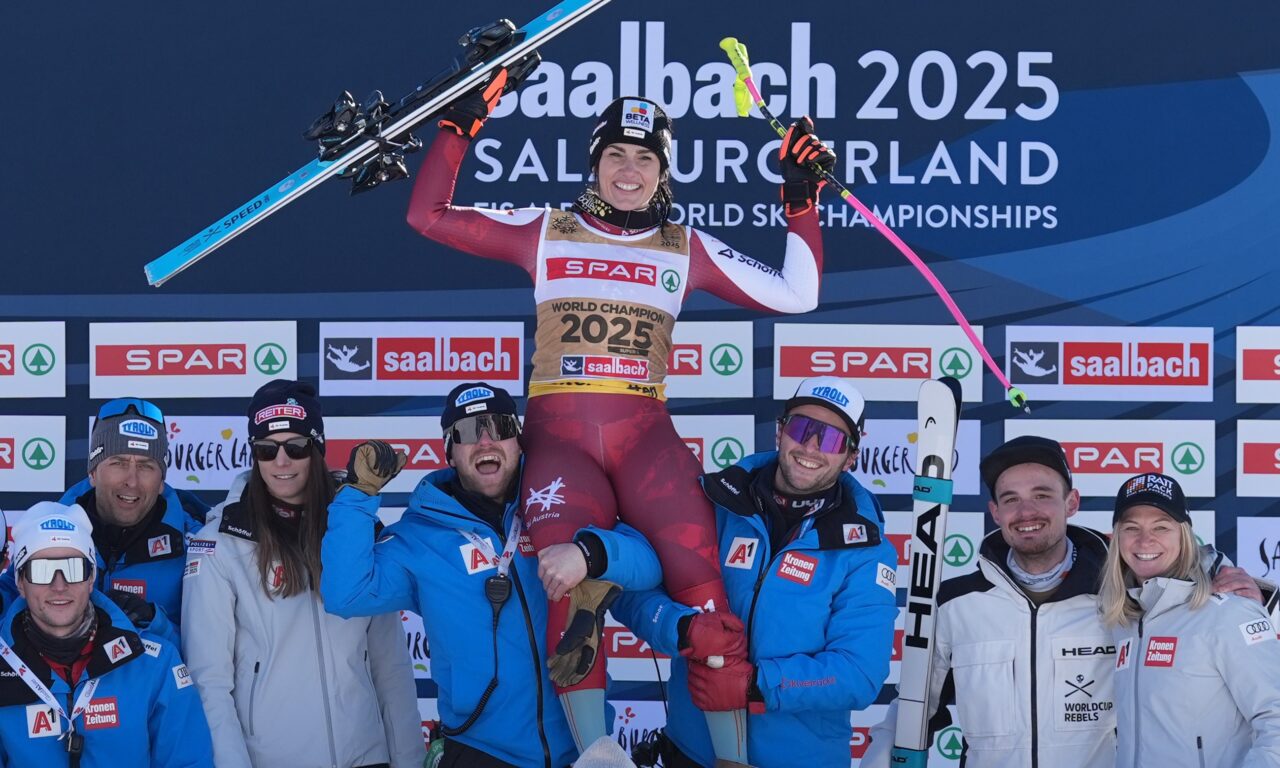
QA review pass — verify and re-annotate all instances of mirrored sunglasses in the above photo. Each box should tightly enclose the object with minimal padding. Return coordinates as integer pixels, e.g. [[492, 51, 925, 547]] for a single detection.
[[97, 397, 164, 425], [450, 414, 520, 445], [21, 556, 93, 585], [779, 414, 854, 454], [251, 437, 314, 461]]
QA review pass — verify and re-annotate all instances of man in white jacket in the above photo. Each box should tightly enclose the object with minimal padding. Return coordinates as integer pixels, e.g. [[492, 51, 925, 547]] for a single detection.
[[863, 435, 1267, 768]]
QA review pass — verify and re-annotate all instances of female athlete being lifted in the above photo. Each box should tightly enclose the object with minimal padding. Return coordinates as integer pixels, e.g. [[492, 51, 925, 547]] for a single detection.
[[408, 65, 836, 765]]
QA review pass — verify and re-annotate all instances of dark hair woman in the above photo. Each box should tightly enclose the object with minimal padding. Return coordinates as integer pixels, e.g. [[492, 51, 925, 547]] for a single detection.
[[181, 380, 424, 768]]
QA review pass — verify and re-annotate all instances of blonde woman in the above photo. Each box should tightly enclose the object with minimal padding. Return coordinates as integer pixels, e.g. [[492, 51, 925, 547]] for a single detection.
[[1100, 472, 1280, 768]]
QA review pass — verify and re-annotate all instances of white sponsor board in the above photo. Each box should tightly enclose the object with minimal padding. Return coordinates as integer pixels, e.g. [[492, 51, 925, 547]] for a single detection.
[[1237, 420, 1280, 498], [1237, 516, 1280, 583], [671, 415, 755, 472], [89, 321, 296, 399], [1006, 325, 1213, 401], [853, 419, 981, 496], [324, 417, 444, 494], [0, 322, 65, 398], [1237, 327, 1280, 403], [0, 416, 65, 492], [1073, 510, 1215, 547], [319, 322, 524, 397], [664, 321, 753, 398], [1004, 420, 1215, 497], [773, 324, 985, 402]]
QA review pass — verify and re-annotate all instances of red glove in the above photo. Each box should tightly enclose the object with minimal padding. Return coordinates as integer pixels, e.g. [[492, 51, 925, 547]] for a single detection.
[[778, 116, 836, 217], [687, 655, 756, 712], [679, 611, 747, 663]]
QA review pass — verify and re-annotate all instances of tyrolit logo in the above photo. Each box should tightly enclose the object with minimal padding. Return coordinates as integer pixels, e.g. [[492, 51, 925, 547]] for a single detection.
[[935, 726, 964, 760], [943, 534, 974, 567], [710, 437, 744, 469], [939, 348, 973, 379], [22, 438, 55, 470], [254, 343, 287, 375], [22, 344, 55, 376], [709, 344, 743, 376], [661, 270, 681, 293], [1170, 442, 1204, 475]]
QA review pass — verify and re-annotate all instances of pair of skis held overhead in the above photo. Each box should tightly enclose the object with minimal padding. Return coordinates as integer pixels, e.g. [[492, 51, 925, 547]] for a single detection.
[[138, 0, 987, 761], [143, 0, 1025, 413]]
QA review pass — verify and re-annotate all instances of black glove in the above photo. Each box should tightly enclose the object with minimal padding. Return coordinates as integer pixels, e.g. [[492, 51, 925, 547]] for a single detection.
[[439, 52, 542, 139], [778, 116, 836, 217], [341, 440, 408, 496], [106, 588, 156, 627]]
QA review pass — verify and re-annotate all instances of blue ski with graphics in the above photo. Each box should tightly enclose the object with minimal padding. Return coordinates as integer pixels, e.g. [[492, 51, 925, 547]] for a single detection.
[[145, 0, 611, 287]]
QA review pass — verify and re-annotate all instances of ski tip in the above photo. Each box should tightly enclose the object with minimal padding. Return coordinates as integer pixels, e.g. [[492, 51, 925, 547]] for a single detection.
[[937, 375, 963, 402], [1007, 387, 1030, 412]]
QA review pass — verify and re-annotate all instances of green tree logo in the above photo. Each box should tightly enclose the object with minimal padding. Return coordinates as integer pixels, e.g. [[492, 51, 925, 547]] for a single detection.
[[710, 437, 745, 469], [935, 726, 964, 759], [22, 344, 55, 376], [22, 438, 55, 470], [943, 534, 975, 567], [709, 344, 743, 376], [1170, 442, 1204, 475], [661, 270, 681, 293], [254, 343, 288, 375], [939, 348, 973, 379]]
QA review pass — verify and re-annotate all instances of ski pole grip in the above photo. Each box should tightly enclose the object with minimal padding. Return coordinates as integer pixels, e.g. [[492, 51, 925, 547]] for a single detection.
[[718, 38, 752, 82]]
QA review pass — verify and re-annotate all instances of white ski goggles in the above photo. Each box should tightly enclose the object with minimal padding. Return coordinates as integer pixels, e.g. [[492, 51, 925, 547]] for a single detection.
[[20, 556, 94, 585]]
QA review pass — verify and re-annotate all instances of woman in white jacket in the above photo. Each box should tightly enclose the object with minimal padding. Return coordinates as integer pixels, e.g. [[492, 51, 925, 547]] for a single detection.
[[1100, 471, 1280, 768], [181, 380, 424, 768]]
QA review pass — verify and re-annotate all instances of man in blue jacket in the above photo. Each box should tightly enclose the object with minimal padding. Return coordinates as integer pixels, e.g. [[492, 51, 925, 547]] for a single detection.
[[612, 376, 898, 768], [321, 382, 663, 768], [0, 501, 212, 767]]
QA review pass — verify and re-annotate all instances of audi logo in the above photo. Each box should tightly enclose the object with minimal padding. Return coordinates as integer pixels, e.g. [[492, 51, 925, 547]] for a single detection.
[[1246, 621, 1271, 635]]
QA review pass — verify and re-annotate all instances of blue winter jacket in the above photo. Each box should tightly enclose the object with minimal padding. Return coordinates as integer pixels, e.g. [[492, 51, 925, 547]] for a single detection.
[[0, 591, 213, 767], [611, 452, 899, 768], [320, 468, 663, 768]]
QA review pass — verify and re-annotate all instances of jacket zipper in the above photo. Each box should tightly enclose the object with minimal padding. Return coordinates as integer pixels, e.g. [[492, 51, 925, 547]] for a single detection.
[[1196, 736, 1206, 768], [248, 661, 261, 736], [309, 596, 340, 767], [1029, 602, 1039, 768], [1134, 617, 1144, 768], [503, 519, 552, 768]]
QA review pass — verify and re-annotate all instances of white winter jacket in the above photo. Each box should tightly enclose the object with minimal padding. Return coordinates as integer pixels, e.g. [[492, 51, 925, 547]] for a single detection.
[[865, 526, 1118, 768], [181, 496, 424, 768], [1112, 577, 1280, 768]]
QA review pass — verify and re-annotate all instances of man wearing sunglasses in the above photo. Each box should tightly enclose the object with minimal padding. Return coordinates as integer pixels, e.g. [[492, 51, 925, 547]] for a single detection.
[[610, 376, 898, 768], [321, 382, 663, 768], [0, 501, 212, 766], [0, 398, 209, 635]]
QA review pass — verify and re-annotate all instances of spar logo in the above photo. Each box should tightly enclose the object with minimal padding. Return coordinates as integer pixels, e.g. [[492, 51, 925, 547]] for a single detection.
[[1241, 348, 1280, 381], [96, 344, 249, 375], [326, 439, 445, 473], [0, 438, 11, 469], [0, 344, 55, 377], [1063, 442, 1165, 474], [942, 534, 975, 567], [780, 346, 931, 379], [1243, 442, 1280, 475], [661, 269, 681, 293], [22, 438, 55, 470], [605, 627, 666, 659], [254, 343, 287, 375], [379, 337, 519, 380], [546, 257, 657, 286], [669, 343, 742, 376], [934, 726, 964, 760]]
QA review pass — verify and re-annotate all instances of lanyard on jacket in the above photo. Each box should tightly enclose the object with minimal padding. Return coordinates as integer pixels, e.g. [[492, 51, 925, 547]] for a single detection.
[[456, 513, 522, 579], [0, 638, 100, 738]]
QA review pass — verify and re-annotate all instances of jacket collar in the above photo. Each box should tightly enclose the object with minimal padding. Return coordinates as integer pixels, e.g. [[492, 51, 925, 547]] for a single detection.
[[77, 488, 184, 564], [977, 524, 1110, 603], [405, 464, 524, 530], [1128, 576, 1198, 620], [0, 593, 146, 706], [702, 451, 883, 550]]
